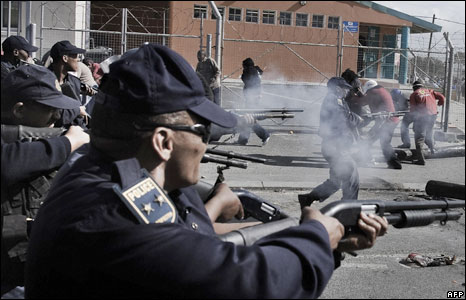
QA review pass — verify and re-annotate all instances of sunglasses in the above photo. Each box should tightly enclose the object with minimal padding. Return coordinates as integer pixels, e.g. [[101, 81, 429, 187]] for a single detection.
[[133, 123, 211, 143]]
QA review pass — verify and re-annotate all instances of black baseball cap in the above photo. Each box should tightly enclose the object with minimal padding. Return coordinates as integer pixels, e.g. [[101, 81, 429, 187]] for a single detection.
[[2, 35, 38, 53], [50, 40, 86, 60], [1, 64, 80, 109], [95, 43, 236, 128]]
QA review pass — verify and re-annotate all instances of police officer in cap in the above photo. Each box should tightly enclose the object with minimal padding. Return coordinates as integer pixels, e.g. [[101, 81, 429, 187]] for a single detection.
[[1, 35, 38, 81], [26, 45, 387, 299], [1, 64, 89, 296], [299, 77, 364, 207], [48, 40, 89, 128]]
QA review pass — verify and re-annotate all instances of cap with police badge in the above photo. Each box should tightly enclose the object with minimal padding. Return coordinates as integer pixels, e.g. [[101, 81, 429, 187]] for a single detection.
[[50, 40, 86, 61], [2, 35, 38, 53], [1, 64, 81, 109], [96, 43, 237, 128]]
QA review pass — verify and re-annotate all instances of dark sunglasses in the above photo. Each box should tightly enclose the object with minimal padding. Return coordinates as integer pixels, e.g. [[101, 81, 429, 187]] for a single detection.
[[133, 123, 211, 143], [65, 53, 78, 59]]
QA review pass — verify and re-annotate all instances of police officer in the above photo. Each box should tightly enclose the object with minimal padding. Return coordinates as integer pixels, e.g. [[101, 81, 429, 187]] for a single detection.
[[1, 64, 89, 296], [26, 44, 387, 299], [1, 35, 38, 81], [48, 40, 89, 128], [409, 80, 445, 165], [299, 77, 363, 207]]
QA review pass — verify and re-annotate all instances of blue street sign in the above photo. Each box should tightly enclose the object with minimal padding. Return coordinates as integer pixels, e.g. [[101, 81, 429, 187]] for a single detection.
[[343, 21, 359, 33]]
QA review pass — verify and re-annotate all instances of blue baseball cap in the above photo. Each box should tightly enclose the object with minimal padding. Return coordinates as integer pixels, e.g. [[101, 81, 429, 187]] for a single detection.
[[1, 64, 81, 109], [50, 40, 86, 60], [95, 43, 237, 128], [2, 35, 38, 53]]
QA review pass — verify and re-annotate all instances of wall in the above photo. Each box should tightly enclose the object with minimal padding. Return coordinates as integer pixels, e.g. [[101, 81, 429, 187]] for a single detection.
[[169, 1, 412, 83]]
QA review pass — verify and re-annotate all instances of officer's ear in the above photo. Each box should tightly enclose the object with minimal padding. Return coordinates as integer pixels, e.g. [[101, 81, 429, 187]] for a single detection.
[[151, 127, 174, 162], [12, 102, 26, 120], [13, 49, 20, 57]]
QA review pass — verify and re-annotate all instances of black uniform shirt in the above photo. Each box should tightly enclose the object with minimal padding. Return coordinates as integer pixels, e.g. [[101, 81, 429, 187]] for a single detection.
[[26, 145, 336, 299]]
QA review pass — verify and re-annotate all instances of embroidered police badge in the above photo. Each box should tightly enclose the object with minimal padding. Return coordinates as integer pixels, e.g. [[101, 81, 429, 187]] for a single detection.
[[113, 169, 177, 224]]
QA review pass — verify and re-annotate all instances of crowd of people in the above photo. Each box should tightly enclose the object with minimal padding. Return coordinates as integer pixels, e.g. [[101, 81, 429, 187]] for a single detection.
[[299, 69, 444, 207], [1, 35, 445, 298]]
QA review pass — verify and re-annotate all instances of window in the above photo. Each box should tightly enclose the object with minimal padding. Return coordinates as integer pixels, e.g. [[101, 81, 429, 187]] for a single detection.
[[296, 13, 308, 27], [193, 4, 207, 19], [211, 7, 225, 20], [229, 8, 242, 21], [279, 12, 292, 25], [245, 9, 259, 23], [262, 10, 275, 25], [312, 15, 324, 28], [2, 1, 19, 28], [328, 16, 340, 29]]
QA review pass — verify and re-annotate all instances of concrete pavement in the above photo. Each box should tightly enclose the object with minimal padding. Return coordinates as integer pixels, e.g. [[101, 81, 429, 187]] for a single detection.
[[201, 123, 465, 194]]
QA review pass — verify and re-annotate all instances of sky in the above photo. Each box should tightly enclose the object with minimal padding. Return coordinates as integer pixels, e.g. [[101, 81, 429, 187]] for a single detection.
[[373, 1, 465, 51]]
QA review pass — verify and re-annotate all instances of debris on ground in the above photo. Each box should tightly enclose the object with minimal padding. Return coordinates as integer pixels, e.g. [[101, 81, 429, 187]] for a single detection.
[[399, 253, 456, 267]]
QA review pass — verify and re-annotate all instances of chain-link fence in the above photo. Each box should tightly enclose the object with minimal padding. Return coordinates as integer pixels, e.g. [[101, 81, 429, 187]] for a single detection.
[[26, 2, 464, 134], [37, 2, 200, 64]]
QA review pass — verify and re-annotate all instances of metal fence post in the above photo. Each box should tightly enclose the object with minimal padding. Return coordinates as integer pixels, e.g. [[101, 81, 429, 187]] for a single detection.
[[162, 10, 166, 46], [7, 1, 12, 37], [121, 8, 127, 54], [206, 34, 212, 58], [336, 19, 341, 76], [29, 23, 36, 59], [440, 34, 449, 128], [40, 2, 44, 59], [17, 0, 21, 35], [209, 1, 222, 68], [399, 26, 410, 84], [443, 32, 454, 133], [200, 14, 204, 52], [339, 22, 344, 76], [209, 1, 222, 106]]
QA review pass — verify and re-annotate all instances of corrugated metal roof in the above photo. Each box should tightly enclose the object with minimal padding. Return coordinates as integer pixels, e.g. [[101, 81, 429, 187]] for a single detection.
[[356, 1, 442, 33]]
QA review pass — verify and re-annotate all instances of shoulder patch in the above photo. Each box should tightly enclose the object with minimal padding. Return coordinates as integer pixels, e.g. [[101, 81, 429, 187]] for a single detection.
[[113, 169, 177, 224]]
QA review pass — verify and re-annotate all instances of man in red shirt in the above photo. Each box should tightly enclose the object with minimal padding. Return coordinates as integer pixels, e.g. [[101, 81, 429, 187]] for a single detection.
[[356, 80, 402, 169], [409, 80, 445, 165]]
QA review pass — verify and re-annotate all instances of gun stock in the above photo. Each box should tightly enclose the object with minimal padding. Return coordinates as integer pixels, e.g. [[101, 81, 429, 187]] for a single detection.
[[232, 188, 284, 222]]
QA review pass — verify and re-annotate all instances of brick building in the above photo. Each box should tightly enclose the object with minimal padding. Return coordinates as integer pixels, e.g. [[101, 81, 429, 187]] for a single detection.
[[89, 1, 440, 84]]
